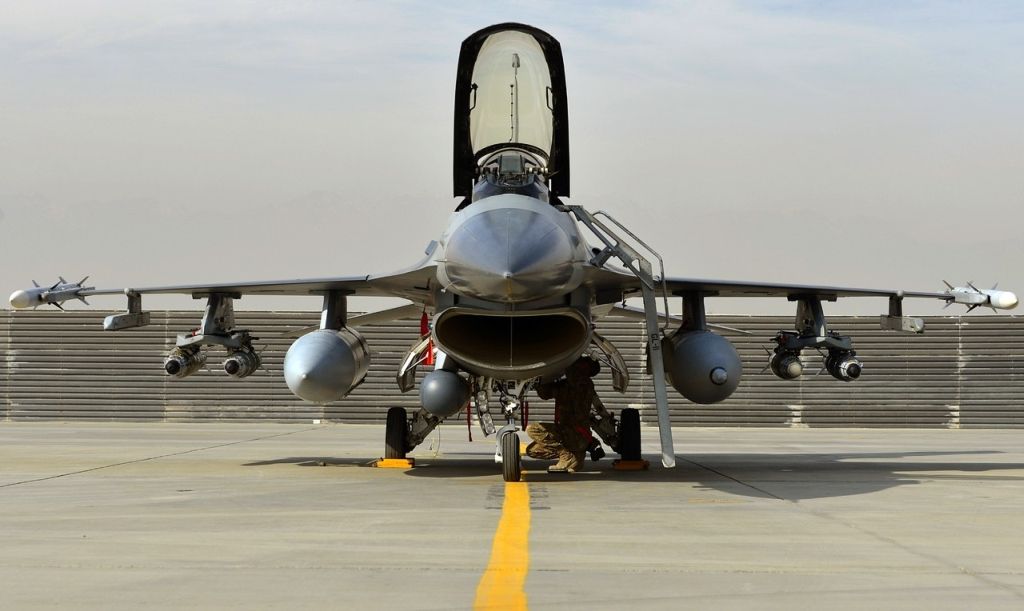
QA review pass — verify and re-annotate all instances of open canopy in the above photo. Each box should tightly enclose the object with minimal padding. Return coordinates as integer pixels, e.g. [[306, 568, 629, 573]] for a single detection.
[[453, 23, 570, 198]]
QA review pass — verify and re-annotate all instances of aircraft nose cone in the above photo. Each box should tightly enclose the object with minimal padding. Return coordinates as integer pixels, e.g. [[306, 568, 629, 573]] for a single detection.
[[443, 207, 577, 302]]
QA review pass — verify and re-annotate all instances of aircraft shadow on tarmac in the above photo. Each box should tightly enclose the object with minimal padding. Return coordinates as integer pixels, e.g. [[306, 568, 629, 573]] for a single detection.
[[243, 450, 1024, 501]]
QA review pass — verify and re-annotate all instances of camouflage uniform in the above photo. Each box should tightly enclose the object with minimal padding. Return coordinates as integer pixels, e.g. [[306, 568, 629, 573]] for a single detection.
[[526, 374, 595, 472]]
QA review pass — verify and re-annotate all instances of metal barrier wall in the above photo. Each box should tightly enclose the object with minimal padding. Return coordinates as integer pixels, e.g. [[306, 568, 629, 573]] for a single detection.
[[2, 311, 1022, 427]]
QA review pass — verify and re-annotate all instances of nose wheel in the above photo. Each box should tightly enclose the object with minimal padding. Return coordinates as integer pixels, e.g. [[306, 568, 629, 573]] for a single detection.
[[486, 381, 526, 481], [500, 431, 522, 482]]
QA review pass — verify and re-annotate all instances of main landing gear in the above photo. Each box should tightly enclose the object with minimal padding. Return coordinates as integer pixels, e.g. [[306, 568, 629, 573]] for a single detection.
[[384, 407, 408, 460], [616, 407, 642, 462], [381, 385, 644, 479], [380, 406, 442, 467]]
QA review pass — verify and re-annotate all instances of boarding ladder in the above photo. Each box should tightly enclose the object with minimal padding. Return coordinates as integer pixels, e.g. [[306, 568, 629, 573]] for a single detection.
[[565, 206, 676, 468]]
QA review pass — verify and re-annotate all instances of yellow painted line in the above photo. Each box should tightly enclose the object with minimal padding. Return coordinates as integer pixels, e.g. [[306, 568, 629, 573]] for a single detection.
[[474, 478, 531, 610]]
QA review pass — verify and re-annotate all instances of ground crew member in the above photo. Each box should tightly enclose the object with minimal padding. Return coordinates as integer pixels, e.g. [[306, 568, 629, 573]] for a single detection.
[[526, 356, 600, 473]]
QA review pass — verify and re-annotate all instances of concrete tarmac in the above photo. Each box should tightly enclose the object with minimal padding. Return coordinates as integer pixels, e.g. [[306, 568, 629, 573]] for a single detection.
[[1, 422, 1023, 610]]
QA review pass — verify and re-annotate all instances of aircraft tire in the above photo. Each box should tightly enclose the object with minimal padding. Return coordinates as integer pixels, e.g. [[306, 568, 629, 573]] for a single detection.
[[618, 408, 642, 461], [501, 432, 521, 482], [385, 407, 408, 459]]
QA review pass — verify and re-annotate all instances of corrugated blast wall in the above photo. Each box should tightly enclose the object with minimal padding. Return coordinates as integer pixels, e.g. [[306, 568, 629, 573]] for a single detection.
[[1, 311, 1021, 427]]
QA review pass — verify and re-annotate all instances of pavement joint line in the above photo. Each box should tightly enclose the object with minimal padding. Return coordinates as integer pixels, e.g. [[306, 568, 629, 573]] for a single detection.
[[793, 502, 1024, 600], [677, 456, 785, 500], [681, 455, 1024, 600], [0, 426, 321, 489], [546, 582, 1017, 606]]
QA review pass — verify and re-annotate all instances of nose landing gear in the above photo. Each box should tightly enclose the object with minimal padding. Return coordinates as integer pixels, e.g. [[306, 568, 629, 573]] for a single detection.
[[493, 385, 525, 482]]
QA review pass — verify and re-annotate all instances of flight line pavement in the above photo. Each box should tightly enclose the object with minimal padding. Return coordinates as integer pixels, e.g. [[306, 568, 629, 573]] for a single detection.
[[1, 422, 1023, 610]]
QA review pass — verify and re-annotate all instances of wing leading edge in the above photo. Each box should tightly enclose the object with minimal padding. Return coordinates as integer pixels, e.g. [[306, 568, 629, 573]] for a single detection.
[[661, 277, 946, 301], [586, 267, 1017, 311], [10, 263, 436, 310]]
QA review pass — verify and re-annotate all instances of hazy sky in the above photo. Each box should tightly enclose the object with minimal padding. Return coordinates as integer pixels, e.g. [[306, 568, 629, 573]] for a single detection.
[[2, 1, 1022, 316]]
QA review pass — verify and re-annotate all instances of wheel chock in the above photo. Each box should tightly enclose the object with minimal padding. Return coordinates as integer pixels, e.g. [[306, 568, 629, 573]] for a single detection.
[[375, 458, 415, 469], [612, 459, 650, 471]]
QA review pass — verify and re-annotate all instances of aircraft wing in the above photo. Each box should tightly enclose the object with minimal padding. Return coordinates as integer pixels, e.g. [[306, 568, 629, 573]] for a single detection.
[[659, 277, 946, 300], [586, 267, 1017, 311], [660, 276, 1019, 311], [9, 265, 437, 310]]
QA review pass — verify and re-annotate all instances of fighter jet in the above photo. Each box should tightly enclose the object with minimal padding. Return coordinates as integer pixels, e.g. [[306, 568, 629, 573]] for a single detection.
[[9, 23, 1018, 481]]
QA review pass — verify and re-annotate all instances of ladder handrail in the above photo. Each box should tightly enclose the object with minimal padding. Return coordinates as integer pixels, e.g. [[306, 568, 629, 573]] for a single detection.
[[567, 205, 671, 334], [565, 204, 677, 468]]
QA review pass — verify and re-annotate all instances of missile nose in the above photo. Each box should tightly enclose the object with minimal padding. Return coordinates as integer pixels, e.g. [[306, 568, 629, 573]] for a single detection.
[[9, 290, 34, 309], [996, 291, 1019, 310]]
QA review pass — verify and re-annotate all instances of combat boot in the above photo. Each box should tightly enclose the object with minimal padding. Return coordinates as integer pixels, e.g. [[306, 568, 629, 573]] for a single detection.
[[548, 450, 581, 473]]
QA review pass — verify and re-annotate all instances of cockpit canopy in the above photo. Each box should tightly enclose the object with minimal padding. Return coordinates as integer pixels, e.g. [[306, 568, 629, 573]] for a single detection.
[[453, 23, 570, 199]]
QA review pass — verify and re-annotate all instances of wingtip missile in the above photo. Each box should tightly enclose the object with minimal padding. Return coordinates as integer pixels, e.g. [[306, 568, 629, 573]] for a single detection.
[[9, 277, 95, 310], [9, 289, 39, 309], [944, 282, 1018, 312]]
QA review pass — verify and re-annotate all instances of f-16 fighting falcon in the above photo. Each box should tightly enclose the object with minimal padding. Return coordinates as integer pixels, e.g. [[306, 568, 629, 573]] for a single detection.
[[9, 23, 1018, 481]]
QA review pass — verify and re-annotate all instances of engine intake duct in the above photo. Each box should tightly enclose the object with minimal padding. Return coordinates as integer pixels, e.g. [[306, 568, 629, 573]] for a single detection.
[[433, 307, 590, 379]]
